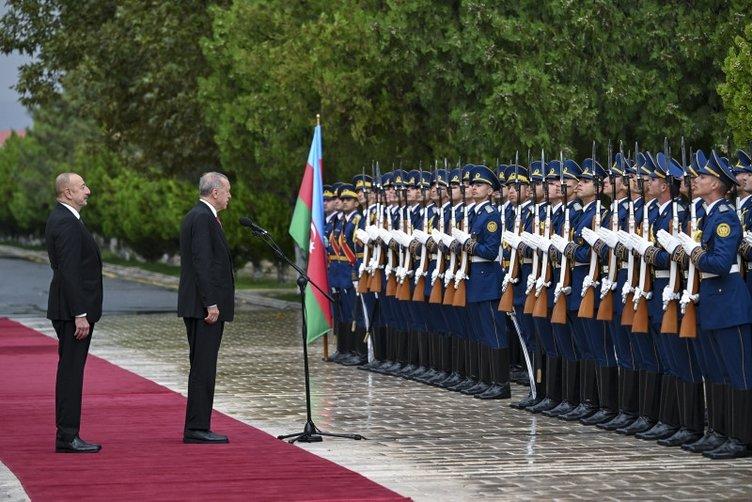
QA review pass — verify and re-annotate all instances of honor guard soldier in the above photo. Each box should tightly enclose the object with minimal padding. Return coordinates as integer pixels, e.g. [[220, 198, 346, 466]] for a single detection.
[[671, 150, 752, 459], [734, 150, 752, 296], [453, 164, 510, 399], [352, 173, 377, 368]]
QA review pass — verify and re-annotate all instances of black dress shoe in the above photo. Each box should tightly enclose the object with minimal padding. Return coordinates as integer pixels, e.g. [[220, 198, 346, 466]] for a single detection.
[[615, 416, 655, 435], [55, 436, 101, 453], [438, 372, 463, 389], [510, 393, 538, 409], [703, 437, 751, 459], [559, 402, 597, 421], [183, 430, 229, 444], [634, 421, 678, 441], [448, 377, 476, 392], [476, 383, 512, 400], [682, 430, 728, 453], [596, 412, 636, 431], [580, 408, 617, 426], [527, 397, 560, 414], [657, 427, 704, 447], [341, 354, 367, 366], [542, 400, 576, 418], [396, 364, 417, 377], [426, 371, 450, 386], [462, 381, 490, 396]]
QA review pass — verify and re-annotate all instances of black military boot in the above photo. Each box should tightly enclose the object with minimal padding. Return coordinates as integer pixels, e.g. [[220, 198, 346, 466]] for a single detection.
[[703, 388, 752, 459], [636, 375, 680, 440], [528, 356, 562, 414], [396, 330, 419, 377], [465, 345, 491, 396], [543, 359, 579, 417], [581, 365, 619, 425], [683, 382, 727, 453], [598, 367, 639, 430], [407, 331, 431, 380], [416, 333, 440, 383], [449, 340, 478, 392], [477, 348, 511, 400], [438, 336, 464, 388], [511, 351, 542, 409], [559, 360, 598, 421], [659, 381, 705, 447], [617, 370, 660, 435]]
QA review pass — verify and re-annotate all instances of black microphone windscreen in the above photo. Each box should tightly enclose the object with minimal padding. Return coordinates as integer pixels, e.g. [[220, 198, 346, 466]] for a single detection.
[[239, 217, 253, 227]]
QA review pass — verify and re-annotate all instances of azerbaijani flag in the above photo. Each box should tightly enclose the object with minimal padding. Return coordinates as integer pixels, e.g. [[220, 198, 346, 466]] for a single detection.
[[289, 122, 332, 343]]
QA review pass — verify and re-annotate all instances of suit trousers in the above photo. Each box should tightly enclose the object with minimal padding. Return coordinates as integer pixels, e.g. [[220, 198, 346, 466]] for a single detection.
[[184, 318, 224, 431], [52, 320, 93, 441]]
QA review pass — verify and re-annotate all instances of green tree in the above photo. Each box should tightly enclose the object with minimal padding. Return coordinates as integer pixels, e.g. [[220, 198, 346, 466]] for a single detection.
[[720, 22, 752, 146]]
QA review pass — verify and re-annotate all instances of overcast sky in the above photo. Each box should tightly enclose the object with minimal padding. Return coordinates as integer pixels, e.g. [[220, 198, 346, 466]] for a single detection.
[[0, 2, 33, 130]]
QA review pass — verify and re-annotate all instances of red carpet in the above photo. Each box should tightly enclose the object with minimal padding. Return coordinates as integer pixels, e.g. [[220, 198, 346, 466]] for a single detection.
[[0, 318, 408, 501]]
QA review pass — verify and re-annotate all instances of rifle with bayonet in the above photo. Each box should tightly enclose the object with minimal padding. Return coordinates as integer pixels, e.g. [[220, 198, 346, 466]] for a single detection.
[[533, 157, 553, 318], [631, 148, 652, 334], [597, 141, 619, 321], [368, 162, 385, 293], [412, 165, 430, 301], [356, 165, 372, 293], [679, 146, 699, 338], [552, 151, 571, 324], [442, 166, 460, 306], [578, 141, 602, 318], [396, 173, 414, 301], [452, 166, 470, 307], [621, 142, 639, 326], [524, 150, 543, 314], [660, 138, 682, 334], [429, 163, 446, 304], [385, 171, 401, 297], [499, 152, 521, 312]]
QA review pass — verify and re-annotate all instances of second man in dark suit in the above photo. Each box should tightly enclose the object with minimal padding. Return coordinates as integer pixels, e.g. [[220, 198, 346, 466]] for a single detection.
[[178, 172, 235, 443]]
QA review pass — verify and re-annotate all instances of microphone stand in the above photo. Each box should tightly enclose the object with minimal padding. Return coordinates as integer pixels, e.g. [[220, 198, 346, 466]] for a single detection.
[[246, 225, 365, 444]]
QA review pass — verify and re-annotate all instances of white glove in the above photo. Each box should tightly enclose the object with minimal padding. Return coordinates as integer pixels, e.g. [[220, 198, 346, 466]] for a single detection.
[[358, 262, 366, 276], [525, 274, 536, 292], [379, 228, 393, 244], [629, 234, 652, 256], [452, 227, 471, 245], [596, 227, 619, 248], [581, 227, 600, 247], [656, 229, 680, 254], [616, 230, 633, 250], [661, 285, 680, 307], [536, 234, 552, 252], [550, 234, 568, 253], [504, 231, 522, 249], [745, 231, 752, 247], [581, 274, 595, 295], [518, 231, 536, 250], [430, 228, 446, 244], [384, 264, 392, 276], [679, 289, 699, 312], [441, 232, 456, 248], [678, 232, 700, 255], [365, 225, 380, 240], [354, 228, 371, 244], [621, 281, 632, 304], [413, 229, 429, 245]]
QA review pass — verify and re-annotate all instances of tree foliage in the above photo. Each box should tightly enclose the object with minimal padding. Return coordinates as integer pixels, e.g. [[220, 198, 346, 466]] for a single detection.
[[720, 22, 752, 147]]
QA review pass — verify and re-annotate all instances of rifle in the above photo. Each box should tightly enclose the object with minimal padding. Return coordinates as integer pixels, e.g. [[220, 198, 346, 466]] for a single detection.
[[597, 141, 619, 321], [679, 145, 699, 338], [368, 162, 385, 292], [621, 142, 639, 326], [524, 150, 543, 314], [452, 166, 470, 307], [552, 151, 571, 324], [578, 141, 602, 318], [429, 163, 446, 303], [661, 138, 682, 334], [442, 168, 459, 306], [356, 165, 372, 293], [385, 171, 400, 297], [631, 149, 652, 334], [533, 158, 553, 318], [499, 152, 522, 312], [412, 165, 429, 301], [396, 174, 414, 301]]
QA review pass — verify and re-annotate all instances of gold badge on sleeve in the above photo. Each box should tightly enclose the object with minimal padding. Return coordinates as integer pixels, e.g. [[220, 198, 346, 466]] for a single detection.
[[716, 223, 731, 238], [487, 221, 498, 233]]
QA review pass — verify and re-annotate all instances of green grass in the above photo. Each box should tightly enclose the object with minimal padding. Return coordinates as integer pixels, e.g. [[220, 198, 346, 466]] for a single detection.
[[0, 239, 45, 251], [102, 252, 182, 276]]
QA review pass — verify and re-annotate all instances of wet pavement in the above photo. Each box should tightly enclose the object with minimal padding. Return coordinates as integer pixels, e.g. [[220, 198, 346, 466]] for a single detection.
[[2, 255, 752, 500]]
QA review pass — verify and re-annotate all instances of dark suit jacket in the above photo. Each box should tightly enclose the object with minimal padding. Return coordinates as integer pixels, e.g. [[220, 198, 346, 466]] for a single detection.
[[177, 201, 235, 321], [45, 202, 103, 322]]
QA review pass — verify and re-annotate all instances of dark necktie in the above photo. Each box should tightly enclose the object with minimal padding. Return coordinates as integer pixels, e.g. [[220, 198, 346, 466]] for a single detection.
[[216, 216, 222, 228]]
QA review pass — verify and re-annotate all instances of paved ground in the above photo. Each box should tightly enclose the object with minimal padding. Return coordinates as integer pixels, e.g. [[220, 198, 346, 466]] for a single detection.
[[2, 256, 752, 500]]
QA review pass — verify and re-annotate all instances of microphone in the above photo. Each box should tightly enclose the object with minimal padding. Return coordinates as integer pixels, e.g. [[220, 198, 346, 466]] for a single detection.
[[239, 216, 269, 236]]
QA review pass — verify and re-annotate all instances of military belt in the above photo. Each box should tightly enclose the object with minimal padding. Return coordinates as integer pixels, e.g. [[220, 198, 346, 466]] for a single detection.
[[701, 264, 740, 279], [654, 270, 670, 279], [471, 256, 493, 263]]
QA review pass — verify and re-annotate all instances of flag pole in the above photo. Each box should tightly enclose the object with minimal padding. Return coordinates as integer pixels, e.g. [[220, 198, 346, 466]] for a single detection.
[[317, 113, 330, 360]]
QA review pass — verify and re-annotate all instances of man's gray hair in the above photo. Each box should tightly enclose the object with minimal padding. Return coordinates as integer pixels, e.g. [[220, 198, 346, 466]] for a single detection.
[[199, 172, 229, 197], [55, 172, 73, 196]]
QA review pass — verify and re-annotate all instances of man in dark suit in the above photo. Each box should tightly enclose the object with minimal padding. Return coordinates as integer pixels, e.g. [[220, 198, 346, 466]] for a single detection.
[[178, 172, 234, 444], [46, 172, 103, 453]]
